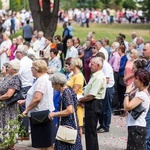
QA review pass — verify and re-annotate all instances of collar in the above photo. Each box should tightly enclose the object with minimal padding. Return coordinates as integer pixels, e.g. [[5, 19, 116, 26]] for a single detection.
[[92, 70, 102, 77]]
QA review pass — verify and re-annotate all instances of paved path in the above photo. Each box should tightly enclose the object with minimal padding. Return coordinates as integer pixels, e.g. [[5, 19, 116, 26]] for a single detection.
[[14, 115, 127, 150]]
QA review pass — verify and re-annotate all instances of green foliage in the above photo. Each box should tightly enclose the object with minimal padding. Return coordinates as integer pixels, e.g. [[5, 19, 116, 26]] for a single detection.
[[0, 0, 2, 9], [140, 0, 150, 21], [10, 0, 29, 11], [122, 0, 137, 10], [0, 113, 26, 150]]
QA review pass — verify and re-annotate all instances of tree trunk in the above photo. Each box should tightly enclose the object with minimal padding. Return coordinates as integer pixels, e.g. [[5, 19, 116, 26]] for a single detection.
[[29, 0, 59, 37]]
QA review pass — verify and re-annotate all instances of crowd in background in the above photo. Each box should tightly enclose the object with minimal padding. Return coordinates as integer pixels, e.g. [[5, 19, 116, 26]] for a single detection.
[[0, 8, 149, 150]]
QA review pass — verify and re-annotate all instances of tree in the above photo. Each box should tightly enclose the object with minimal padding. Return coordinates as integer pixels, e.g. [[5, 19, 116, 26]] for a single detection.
[[122, 0, 137, 10], [29, 0, 60, 37]]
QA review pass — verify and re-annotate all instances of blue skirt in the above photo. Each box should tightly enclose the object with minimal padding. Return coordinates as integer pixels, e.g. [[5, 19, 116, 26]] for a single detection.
[[30, 118, 56, 148]]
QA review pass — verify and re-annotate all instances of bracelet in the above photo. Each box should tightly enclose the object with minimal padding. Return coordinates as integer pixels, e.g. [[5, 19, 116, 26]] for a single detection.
[[124, 93, 130, 97]]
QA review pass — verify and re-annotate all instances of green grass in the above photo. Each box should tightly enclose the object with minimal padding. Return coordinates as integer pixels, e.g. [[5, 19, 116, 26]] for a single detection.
[[11, 23, 150, 44], [55, 23, 150, 44]]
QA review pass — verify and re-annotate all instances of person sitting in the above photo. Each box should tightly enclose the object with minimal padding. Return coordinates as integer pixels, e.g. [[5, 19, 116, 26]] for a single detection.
[[48, 48, 62, 71]]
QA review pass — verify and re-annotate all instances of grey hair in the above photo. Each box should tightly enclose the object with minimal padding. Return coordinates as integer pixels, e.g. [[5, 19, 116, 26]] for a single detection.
[[9, 59, 20, 72], [49, 73, 67, 87], [112, 42, 120, 49], [90, 57, 103, 67], [16, 45, 28, 56], [47, 66, 59, 74]]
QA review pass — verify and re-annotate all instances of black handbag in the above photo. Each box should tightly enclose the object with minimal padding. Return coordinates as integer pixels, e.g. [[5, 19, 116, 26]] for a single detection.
[[6, 90, 25, 106], [6, 79, 25, 106], [130, 104, 145, 120], [30, 109, 50, 125]]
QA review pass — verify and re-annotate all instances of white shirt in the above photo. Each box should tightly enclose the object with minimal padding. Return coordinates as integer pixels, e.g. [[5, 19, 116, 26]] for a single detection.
[[19, 56, 33, 87], [99, 47, 109, 61], [26, 74, 54, 117], [65, 46, 78, 60], [126, 91, 150, 127], [38, 37, 46, 51], [32, 40, 41, 59], [102, 60, 115, 88]]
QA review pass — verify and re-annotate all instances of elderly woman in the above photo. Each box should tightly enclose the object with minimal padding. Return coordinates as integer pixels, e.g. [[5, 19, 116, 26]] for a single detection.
[[0, 59, 21, 142], [49, 73, 82, 150], [48, 48, 62, 71], [0, 32, 12, 70], [66, 57, 84, 137], [124, 69, 150, 150], [22, 60, 55, 150], [124, 49, 139, 86]]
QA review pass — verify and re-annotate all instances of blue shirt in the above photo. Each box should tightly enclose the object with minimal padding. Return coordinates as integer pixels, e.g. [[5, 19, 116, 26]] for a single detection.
[[119, 55, 128, 76]]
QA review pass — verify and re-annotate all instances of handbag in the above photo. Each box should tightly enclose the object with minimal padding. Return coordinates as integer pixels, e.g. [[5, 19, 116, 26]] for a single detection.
[[6, 90, 25, 106], [56, 101, 78, 144], [129, 88, 145, 120], [130, 104, 145, 120], [30, 109, 50, 125], [6, 79, 25, 106]]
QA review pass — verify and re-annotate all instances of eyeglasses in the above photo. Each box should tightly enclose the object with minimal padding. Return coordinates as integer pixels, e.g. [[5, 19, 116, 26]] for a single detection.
[[92, 47, 96, 49]]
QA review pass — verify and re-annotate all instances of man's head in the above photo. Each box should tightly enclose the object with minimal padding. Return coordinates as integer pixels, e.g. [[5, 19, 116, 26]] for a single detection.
[[38, 31, 44, 38], [67, 39, 73, 48], [96, 40, 103, 50], [143, 42, 150, 61], [131, 32, 137, 39], [89, 57, 103, 73], [136, 36, 144, 45], [85, 40, 92, 49], [111, 42, 120, 53], [15, 45, 28, 60]]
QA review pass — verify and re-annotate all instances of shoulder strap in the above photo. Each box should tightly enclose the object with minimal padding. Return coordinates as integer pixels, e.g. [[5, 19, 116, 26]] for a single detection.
[[59, 98, 77, 129]]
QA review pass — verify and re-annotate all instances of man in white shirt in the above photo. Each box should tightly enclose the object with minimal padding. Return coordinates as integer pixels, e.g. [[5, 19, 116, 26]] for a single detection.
[[15, 45, 34, 140], [96, 40, 109, 61], [31, 34, 41, 59], [38, 31, 46, 51], [96, 52, 115, 133], [65, 39, 78, 60]]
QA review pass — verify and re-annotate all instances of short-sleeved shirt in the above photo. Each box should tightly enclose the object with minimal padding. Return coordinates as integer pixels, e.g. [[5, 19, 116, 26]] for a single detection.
[[126, 91, 150, 127], [26, 74, 54, 117], [66, 72, 84, 95], [84, 70, 106, 99]]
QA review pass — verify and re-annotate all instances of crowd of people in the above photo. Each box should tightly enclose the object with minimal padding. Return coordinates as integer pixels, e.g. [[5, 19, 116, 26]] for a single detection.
[[0, 12, 149, 150]]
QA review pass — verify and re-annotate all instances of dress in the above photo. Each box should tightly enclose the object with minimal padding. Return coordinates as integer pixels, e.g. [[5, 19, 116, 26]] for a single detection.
[[66, 73, 84, 127], [55, 88, 82, 150], [26, 74, 55, 148], [0, 74, 20, 141]]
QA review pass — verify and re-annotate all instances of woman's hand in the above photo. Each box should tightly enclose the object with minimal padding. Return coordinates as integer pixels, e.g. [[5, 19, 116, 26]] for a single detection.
[[126, 83, 135, 93], [18, 100, 26, 105], [22, 110, 28, 118], [48, 112, 55, 120]]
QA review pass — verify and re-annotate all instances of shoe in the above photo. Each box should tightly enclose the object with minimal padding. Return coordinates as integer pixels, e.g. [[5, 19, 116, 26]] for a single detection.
[[97, 128, 109, 133], [96, 126, 102, 131], [17, 136, 29, 141]]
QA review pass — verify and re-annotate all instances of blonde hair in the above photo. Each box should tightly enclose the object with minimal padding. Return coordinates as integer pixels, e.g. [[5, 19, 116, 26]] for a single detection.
[[32, 60, 47, 73], [71, 57, 83, 69], [129, 42, 136, 49], [131, 49, 139, 59]]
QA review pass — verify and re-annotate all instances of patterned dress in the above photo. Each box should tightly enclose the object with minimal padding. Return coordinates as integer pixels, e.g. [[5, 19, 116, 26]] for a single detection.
[[55, 87, 82, 150], [0, 74, 21, 142]]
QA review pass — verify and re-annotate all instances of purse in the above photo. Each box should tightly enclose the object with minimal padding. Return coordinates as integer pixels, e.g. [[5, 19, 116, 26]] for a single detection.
[[6, 79, 25, 106], [6, 90, 25, 106], [30, 109, 50, 125], [56, 101, 78, 144], [130, 104, 145, 120]]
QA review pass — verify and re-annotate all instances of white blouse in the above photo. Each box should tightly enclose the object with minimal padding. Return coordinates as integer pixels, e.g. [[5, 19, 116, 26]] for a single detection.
[[26, 74, 54, 117]]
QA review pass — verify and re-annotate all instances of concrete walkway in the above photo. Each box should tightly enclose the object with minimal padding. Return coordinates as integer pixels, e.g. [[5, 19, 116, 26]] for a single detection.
[[14, 115, 127, 150]]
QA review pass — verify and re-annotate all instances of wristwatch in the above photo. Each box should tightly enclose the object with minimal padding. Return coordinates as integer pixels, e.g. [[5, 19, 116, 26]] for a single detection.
[[124, 93, 130, 97]]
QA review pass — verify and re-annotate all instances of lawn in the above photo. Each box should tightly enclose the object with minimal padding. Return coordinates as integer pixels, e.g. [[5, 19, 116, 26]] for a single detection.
[[55, 23, 150, 44], [11, 23, 150, 45]]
